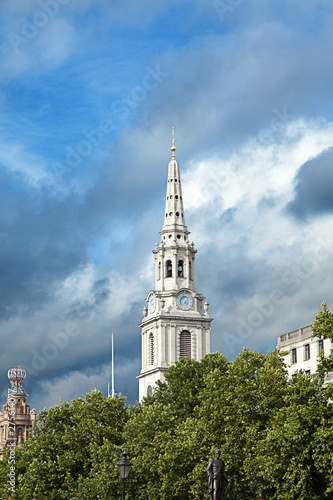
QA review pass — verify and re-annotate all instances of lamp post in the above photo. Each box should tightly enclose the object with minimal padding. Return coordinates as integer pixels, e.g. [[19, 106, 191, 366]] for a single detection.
[[116, 449, 133, 500]]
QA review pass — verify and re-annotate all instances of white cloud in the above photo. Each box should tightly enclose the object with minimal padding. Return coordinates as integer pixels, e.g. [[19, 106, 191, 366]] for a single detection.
[[36, 366, 109, 410], [176, 117, 333, 359], [0, 139, 49, 182], [0, 255, 151, 406], [183, 117, 333, 246], [36, 352, 140, 410], [1, 8, 78, 78], [34, 18, 78, 64], [185, 118, 333, 208]]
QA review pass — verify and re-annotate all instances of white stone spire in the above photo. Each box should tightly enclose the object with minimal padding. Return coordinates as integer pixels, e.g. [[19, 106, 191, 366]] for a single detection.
[[137, 128, 212, 401], [161, 127, 189, 241]]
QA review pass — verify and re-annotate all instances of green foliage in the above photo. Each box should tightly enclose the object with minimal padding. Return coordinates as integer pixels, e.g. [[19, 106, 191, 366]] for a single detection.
[[0, 391, 127, 499], [312, 301, 333, 380], [198, 349, 289, 498], [125, 347, 333, 499], [124, 353, 229, 499], [3, 327, 333, 499], [147, 353, 228, 415], [254, 372, 331, 499]]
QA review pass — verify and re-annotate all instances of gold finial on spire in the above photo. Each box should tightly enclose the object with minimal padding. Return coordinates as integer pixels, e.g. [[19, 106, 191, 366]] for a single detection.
[[171, 127, 176, 159]]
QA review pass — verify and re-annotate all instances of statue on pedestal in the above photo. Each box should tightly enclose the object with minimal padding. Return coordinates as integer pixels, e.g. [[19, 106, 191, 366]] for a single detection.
[[206, 450, 230, 500]]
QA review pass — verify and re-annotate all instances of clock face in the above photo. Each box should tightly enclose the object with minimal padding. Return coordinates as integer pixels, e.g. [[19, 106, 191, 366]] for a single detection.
[[149, 295, 156, 314], [176, 292, 193, 311]]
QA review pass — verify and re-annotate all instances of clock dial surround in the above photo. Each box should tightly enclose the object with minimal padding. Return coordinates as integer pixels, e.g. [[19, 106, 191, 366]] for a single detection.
[[176, 291, 193, 311], [149, 295, 156, 314]]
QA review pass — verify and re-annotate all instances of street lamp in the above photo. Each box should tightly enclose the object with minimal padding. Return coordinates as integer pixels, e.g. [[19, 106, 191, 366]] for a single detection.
[[116, 449, 133, 500]]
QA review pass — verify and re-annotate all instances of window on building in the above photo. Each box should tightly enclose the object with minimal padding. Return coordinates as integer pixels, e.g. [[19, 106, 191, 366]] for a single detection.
[[178, 260, 184, 277], [147, 385, 153, 397], [189, 261, 192, 280], [291, 348, 297, 364], [18, 427, 23, 443], [158, 262, 161, 280], [318, 339, 324, 354], [305, 370, 311, 377], [148, 332, 154, 366], [180, 330, 191, 358], [166, 260, 172, 277], [304, 344, 310, 361]]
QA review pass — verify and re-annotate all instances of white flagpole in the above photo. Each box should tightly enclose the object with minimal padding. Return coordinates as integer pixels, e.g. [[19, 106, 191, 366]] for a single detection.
[[112, 332, 115, 398]]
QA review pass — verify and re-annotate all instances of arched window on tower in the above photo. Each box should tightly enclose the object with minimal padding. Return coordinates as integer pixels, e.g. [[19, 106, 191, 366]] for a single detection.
[[189, 261, 192, 280], [17, 427, 23, 444], [158, 262, 161, 280], [148, 332, 155, 366], [178, 260, 184, 277], [166, 260, 172, 277], [180, 330, 191, 358]]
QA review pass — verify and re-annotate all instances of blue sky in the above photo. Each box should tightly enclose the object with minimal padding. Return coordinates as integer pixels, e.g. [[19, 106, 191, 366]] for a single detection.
[[1, 0, 333, 410]]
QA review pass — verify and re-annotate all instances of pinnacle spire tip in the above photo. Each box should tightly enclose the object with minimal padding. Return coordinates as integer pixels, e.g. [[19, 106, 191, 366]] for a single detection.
[[171, 127, 176, 159]]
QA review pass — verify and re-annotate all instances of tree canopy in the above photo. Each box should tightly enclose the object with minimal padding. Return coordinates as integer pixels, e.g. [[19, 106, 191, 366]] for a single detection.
[[1, 304, 333, 499], [312, 301, 333, 383], [0, 391, 128, 499]]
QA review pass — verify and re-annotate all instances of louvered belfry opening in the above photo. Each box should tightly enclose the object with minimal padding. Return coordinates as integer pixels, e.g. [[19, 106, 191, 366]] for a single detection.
[[180, 330, 191, 357]]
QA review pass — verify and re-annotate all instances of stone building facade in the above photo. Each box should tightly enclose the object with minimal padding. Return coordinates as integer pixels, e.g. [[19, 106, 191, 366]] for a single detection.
[[0, 366, 36, 459], [276, 325, 333, 383]]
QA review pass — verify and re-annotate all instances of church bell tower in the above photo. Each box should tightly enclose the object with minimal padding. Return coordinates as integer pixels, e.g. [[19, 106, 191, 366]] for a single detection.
[[137, 129, 212, 400], [0, 366, 36, 460]]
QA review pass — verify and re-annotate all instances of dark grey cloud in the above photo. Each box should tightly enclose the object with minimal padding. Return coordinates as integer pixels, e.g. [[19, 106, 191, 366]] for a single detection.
[[0, 146, 158, 321], [0, 171, 84, 319], [287, 147, 333, 220], [0, 151, 162, 409], [133, 3, 333, 159]]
